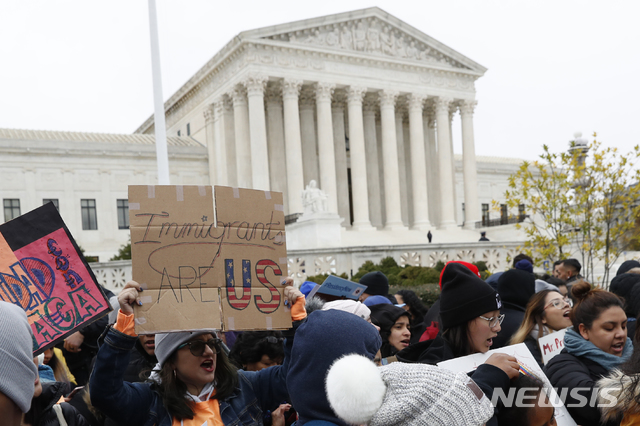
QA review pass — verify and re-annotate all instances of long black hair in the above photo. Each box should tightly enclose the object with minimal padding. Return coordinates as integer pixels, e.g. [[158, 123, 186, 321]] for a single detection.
[[154, 340, 239, 420], [395, 289, 428, 321]]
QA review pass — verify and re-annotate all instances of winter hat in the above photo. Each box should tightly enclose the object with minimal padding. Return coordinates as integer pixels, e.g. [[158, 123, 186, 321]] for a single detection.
[[299, 281, 318, 298], [0, 301, 38, 413], [156, 330, 217, 367], [627, 284, 640, 322], [359, 271, 389, 296], [322, 299, 371, 321], [363, 295, 392, 307], [439, 263, 501, 330], [38, 364, 56, 383], [326, 354, 493, 426], [535, 279, 560, 293], [610, 273, 640, 316], [287, 309, 381, 426], [369, 304, 410, 333], [515, 259, 534, 273], [497, 268, 536, 309], [617, 260, 640, 276], [438, 261, 481, 289]]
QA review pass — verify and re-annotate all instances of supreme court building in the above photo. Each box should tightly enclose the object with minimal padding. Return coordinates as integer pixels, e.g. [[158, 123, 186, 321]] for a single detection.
[[0, 8, 525, 261]]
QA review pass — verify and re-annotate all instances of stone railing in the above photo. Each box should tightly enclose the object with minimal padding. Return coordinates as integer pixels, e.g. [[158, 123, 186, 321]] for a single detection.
[[90, 242, 523, 291]]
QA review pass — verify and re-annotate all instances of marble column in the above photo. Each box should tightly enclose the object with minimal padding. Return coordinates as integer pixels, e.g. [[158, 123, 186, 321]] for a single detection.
[[315, 82, 338, 214], [212, 100, 229, 186], [347, 86, 374, 230], [363, 94, 382, 228], [222, 96, 237, 187], [460, 100, 481, 229], [425, 106, 439, 227], [395, 109, 409, 226], [407, 94, 432, 230], [203, 104, 217, 186], [449, 103, 459, 224], [332, 91, 351, 226], [265, 83, 288, 211], [232, 86, 252, 188], [434, 97, 457, 229], [244, 75, 270, 190], [282, 79, 305, 214], [299, 87, 319, 187], [378, 90, 406, 230]]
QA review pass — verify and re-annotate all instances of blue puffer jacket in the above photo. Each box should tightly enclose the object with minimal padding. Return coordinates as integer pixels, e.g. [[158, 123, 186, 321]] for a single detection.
[[90, 325, 293, 426]]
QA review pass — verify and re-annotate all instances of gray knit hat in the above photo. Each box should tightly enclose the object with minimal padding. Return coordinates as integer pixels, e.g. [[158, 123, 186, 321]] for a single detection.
[[155, 330, 217, 367], [0, 301, 38, 413], [326, 354, 493, 426]]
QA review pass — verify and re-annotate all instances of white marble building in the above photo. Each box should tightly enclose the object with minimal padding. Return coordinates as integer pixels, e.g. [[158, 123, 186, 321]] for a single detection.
[[0, 8, 528, 261]]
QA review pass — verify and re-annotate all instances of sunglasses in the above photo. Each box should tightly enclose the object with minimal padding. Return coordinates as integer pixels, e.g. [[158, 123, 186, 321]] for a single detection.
[[177, 338, 222, 357]]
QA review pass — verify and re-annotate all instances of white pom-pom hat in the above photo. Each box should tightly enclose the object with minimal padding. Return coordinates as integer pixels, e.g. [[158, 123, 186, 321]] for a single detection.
[[325, 354, 494, 426]]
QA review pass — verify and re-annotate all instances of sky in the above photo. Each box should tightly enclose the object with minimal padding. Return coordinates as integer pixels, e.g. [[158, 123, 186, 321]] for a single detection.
[[1, 0, 639, 161]]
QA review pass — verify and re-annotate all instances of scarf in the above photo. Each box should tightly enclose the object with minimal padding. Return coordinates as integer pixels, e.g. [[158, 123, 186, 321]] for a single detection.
[[564, 328, 633, 371]]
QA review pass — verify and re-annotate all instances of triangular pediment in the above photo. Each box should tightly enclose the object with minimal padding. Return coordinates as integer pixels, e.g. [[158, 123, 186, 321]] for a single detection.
[[239, 7, 486, 73]]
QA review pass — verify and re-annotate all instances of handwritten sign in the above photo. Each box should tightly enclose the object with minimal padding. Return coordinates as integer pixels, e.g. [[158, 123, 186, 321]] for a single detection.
[[538, 329, 567, 365], [129, 185, 291, 334], [437, 343, 577, 426], [0, 203, 111, 355]]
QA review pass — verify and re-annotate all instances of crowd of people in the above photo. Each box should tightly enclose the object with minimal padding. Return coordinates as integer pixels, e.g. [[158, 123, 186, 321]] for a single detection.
[[3, 255, 640, 425]]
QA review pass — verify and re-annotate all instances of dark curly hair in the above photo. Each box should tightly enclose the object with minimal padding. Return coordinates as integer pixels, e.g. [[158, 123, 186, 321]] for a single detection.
[[228, 331, 284, 370], [395, 289, 428, 321]]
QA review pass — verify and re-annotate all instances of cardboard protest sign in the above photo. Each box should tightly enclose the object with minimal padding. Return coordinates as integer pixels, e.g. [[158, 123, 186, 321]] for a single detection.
[[437, 343, 577, 426], [315, 275, 367, 302], [129, 185, 291, 334], [539, 328, 567, 365], [0, 203, 111, 355]]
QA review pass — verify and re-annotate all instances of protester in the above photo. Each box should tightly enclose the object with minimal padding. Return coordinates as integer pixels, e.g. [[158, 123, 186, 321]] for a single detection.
[[509, 289, 573, 368], [609, 267, 640, 338], [286, 309, 382, 426], [598, 324, 640, 425], [42, 348, 76, 391], [544, 280, 632, 426], [492, 268, 537, 348], [358, 271, 395, 303], [0, 301, 39, 426], [395, 289, 428, 344], [418, 260, 482, 342], [545, 277, 568, 297], [90, 280, 306, 426], [398, 263, 503, 364], [496, 374, 557, 426], [369, 304, 412, 358], [228, 331, 284, 371], [554, 258, 582, 283]]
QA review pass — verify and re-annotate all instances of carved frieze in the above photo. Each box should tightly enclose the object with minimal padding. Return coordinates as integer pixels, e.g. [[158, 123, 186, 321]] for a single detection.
[[264, 17, 469, 70]]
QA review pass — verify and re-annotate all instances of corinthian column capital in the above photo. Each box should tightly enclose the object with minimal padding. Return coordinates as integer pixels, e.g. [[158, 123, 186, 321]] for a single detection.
[[230, 86, 247, 106], [460, 100, 478, 116], [244, 74, 268, 95], [378, 90, 399, 108], [347, 86, 367, 104], [433, 97, 453, 114], [203, 104, 215, 123], [407, 94, 427, 111], [315, 82, 335, 102], [282, 79, 303, 99]]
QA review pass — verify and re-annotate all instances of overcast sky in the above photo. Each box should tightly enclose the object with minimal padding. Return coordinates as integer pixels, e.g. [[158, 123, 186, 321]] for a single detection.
[[1, 1, 638, 161]]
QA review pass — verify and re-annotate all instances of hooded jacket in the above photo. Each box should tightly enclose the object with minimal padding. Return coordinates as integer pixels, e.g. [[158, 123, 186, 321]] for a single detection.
[[287, 309, 382, 426], [492, 269, 536, 348], [25, 382, 88, 426], [598, 369, 640, 426]]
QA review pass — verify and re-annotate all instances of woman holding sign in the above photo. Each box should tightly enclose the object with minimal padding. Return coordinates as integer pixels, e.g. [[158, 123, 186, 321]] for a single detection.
[[509, 289, 573, 368], [544, 280, 632, 426], [90, 280, 306, 426]]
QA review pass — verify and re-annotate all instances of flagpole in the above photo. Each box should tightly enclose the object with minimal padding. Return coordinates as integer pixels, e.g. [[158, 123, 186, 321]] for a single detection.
[[148, 0, 170, 185]]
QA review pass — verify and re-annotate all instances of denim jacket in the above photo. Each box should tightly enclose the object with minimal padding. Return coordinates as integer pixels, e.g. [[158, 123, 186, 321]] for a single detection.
[[90, 326, 293, 426]]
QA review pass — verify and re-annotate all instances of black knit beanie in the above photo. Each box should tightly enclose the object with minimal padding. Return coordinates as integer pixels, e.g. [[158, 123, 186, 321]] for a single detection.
[[439, 263, 501, 330], [359, 271, 389, 296], [617, 260, 640, 276]]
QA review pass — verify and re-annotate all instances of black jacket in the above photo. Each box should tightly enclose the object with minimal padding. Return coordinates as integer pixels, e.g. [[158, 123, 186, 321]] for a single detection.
[[26, 382, 88, 426], [523, 336, 544, 369], [544, 350, 619, 426], [491, 303, 526, 349], [493, 269, 536, 349]]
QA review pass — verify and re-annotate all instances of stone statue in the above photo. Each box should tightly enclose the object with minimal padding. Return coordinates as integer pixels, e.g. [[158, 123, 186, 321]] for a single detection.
[[302, 180, 328, 215], [340, 26, 353, 50], [353, 22, 367, 51]]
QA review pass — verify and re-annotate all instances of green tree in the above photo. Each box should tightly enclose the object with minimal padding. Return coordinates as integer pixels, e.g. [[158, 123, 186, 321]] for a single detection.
[[110, 238, 131, 261], [498, 134, 640, 286]]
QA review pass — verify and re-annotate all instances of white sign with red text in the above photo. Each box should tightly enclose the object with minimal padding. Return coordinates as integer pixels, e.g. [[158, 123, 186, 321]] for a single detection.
[[538, 329, 567, 365]]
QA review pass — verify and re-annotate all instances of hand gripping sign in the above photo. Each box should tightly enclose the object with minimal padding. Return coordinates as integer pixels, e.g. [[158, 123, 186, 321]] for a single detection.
[[0, 203, 111, 355], [129, 185, 291, 334]]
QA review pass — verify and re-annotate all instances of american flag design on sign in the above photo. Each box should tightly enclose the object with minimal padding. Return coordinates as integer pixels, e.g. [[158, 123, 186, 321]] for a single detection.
[[254, 259, 282, 314], [225, 259, 251, 310]]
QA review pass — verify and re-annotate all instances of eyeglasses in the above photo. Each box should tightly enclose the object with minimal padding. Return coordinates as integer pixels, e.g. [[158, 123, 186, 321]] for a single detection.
[[545, 297, 573, 310], [177, 338, 222, 357], [478, 314, 505, 328]]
